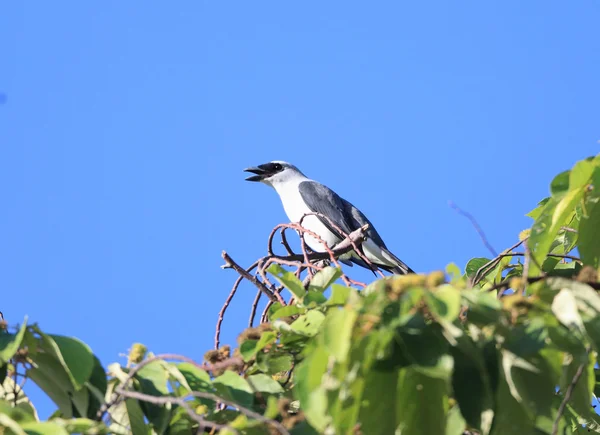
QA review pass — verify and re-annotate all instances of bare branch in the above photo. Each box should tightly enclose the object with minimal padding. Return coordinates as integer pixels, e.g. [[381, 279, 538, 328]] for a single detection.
[[449, 201, 498, 257], [552, 351, 589, 435], [222, 252, 282, 304]]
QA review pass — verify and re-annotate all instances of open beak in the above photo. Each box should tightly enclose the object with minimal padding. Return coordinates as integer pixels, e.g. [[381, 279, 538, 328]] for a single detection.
[[244, 166, 267, 182]]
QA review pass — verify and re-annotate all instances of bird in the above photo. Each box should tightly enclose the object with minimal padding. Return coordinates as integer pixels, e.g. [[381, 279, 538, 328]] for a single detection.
[[244, 161, 414, 275]]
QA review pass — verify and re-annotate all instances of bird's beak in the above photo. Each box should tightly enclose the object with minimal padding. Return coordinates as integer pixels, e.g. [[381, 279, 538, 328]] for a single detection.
[[244, 166, 267, 182]]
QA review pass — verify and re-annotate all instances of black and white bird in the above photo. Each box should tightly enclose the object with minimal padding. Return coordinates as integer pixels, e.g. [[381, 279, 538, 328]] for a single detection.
[[244, 161, 414, 275]]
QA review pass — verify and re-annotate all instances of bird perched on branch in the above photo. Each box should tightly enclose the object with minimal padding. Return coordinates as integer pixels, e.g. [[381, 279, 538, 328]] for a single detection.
[[244, 161, 414, 275]]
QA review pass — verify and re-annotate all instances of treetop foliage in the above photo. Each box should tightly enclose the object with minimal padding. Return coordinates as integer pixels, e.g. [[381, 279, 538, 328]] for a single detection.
[[1, 154, 600, 434]]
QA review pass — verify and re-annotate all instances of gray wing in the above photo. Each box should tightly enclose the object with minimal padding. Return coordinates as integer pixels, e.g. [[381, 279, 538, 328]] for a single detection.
[[298, 181, 388, 247], [299, 181, 413, 275]]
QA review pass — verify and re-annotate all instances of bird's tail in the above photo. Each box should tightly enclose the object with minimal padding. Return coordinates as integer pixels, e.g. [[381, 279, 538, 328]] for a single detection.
[[380, 247, 414, 275]]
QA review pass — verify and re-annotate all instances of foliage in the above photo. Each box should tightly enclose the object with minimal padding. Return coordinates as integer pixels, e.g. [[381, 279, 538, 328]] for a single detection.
[[1, 154, 600, 434]]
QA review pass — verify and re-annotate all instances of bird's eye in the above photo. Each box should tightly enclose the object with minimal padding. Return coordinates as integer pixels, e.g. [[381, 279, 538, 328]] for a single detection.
[[273, 163, 283, 171]]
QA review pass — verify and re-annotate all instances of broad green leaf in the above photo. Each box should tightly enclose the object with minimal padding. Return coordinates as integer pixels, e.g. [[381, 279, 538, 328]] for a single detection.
[[290, 310, 325, 337], [303, 290, 328, 306], [326, 284, 351, 306], [321, 308, 357, 362], [85, 355, 108, 419], [358, 369, 399, 435], [135, 359, 171, 432], [177, 362, 212, 392], [528, 159, 596, 275], [293, 345, 329, 431], [561, 352, 594, 419], [262, 353, 293, 375], [551, 288, 585, 334], [0, 378, 38, 422], [395, 368, 448, 435], [240, 340, 259, 362], [570, 159, 596, 191], [0, 413, 27, 435], [445, 406, 467, 435], [579, 200, 600, 267], [247, 373, 284, 394], [125, 398, 148, 435], [267, 264, 306, 300], [20, 422, 70, 435], [0, 397, 36, 424], [550, 170, 571, 198], [465, 257, 491, 279], [526, 197, 550, 220], [270, 305, 303, 321], [489, 370, 534, 435], [461, 290, 501, 326], [51, 418, 109, 434], [213, 371, 254, 409], [450, 338, 494, 434], [445, 262, 462, 283], [36, 333, 95, 391], [240, 331, 277, 361], [425, 285, 461, 322], [27, 352, 75, 417], [308, 267, 342, 293], [0, 318, 27, 364]]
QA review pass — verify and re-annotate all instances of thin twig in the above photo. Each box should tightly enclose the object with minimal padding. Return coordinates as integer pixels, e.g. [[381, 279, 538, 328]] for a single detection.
[[115, 389, 290, 435], [114, 389, 238, 434], [215, 260, 259, 349], [552, 351, 589, 435], [222, 252, 282, 304], [449, 201, 498, 257], [97, 353, 244, 420], [248, 290, 262, 328]]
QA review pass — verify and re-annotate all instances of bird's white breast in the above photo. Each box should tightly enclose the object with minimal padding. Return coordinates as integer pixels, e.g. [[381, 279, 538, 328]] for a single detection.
[[273, 180, 340, 252]]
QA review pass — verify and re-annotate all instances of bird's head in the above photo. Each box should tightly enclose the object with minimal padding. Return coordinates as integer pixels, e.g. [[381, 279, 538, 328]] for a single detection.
[[244, 161, 306, 187]]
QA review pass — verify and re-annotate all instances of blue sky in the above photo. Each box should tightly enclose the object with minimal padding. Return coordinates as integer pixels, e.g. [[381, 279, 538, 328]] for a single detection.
[[1, 1, 599, 418]]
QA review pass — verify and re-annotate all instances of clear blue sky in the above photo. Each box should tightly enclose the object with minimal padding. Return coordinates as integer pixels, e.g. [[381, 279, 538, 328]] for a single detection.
[[1, 2, 599, 418]]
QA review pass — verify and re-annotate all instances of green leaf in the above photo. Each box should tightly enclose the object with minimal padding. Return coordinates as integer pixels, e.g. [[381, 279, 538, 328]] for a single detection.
[[293, 346, 329, 431], [262, 354, 293, 375], [37, 333, 95, 391], [579, 200, 600, 267], [394, 368, 448, 435], [267, 264, 307, 300], [240, 340, 259, 362], [450, 338, 495, 434], [308, 267, 342, 293], [528, 159, 597, 275], [465, 257, 491, 279], [550, 170, 571, 198], [303, 290, 328, 306], [124, 398, 148, 435], [85, 355, 108, 419], [0, 412, 27, 435], [326, 284, 352, 306], [358, 369, 400, 435], [290, 310, 325, 337], [551, 288, 585, 334], [270, 305, 303, 321], [0, 318, 27, 364], [247, 373, 284, 394], [213, 371, 254, 409], [51, 418, 109, 434], [135, 359, 171, 432], [425, 286, 462, 322], [20, 422, 70, 435], [176, 362, 212, 392], [526, 197, 551, 220], [445, 406, 467, 435], [321, 308, 357, 362], [27, 352, 76, 417]]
